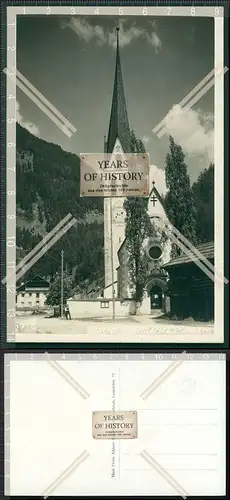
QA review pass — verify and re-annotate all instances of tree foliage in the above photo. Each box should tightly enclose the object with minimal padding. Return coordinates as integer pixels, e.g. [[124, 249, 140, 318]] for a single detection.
[[192, 164, 214, 243], [164, 136, 197, 257], [45, 273, 74, 306], [16, 124, 103, 222], [16, 124, 104, 294], [124, 131, 152, 302], [17, 222, 104, 289]]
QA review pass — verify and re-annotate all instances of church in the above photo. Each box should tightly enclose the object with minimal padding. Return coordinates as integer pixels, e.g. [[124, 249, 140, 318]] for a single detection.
[[103, 27, 171, 312]]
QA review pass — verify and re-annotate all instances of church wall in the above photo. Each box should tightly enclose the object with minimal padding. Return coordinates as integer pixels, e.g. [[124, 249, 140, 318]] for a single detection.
[[117, 226, 170, 305], [104, 282, 118, 299], [67, 296, 150, 318]]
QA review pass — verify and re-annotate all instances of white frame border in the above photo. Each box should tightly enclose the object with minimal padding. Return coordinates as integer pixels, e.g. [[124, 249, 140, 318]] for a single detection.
[[5, 5, 225, 344]]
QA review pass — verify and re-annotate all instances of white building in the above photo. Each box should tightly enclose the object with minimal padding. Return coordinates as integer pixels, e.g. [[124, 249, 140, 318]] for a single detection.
[[16, 275, 50, 309]]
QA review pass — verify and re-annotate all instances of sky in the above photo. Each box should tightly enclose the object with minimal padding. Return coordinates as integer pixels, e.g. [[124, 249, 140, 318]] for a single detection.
[[16, 14, 215, 193]]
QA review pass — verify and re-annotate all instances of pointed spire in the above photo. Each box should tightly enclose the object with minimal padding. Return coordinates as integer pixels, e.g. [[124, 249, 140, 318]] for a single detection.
[[106, 24, 131, 153], [103, 134, 107, 153]]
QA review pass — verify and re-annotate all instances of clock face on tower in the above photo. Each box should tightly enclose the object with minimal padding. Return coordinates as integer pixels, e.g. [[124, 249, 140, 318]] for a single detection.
[[112, 202, 126, 226]]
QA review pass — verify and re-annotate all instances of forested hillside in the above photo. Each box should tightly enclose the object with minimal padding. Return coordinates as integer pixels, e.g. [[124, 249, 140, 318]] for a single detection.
[[16, 124, 104, 294]]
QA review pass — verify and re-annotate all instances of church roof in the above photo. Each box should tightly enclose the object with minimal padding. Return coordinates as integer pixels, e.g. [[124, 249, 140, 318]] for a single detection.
[[164, 241, 214, 268], [106, 26, 131, 153], [17, 275, 50, 291], [150, 182, 165, 208], [147, 179, 167, 220]]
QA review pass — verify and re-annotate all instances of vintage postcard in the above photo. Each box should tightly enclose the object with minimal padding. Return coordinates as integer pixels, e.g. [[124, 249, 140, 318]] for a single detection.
[[2, 3, 228, 343], [4, 352, 226, 496]]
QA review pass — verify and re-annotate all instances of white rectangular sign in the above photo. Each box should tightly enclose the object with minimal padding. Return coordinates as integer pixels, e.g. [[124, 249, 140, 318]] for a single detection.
[[92, 410, 138, 439], [80, 153, 149, 197]]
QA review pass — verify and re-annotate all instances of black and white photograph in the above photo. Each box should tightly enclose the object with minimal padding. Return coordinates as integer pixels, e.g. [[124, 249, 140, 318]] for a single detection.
[[4, 5, 226, 343]]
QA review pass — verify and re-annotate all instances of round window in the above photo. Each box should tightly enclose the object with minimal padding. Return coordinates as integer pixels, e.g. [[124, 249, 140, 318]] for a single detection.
[[148, 245, 162, 260]]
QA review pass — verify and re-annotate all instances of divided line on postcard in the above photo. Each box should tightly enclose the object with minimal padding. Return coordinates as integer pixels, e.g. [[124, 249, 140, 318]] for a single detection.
[[4, 67, 77, 138], [152, 66, 228, 138], [42, 450, 90, 499], [141, 450, 189, 499], [45, 353, 90, 399], [140, 353, 186, 400]]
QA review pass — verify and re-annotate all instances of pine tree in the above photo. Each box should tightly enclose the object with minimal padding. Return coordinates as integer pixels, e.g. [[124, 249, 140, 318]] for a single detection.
[[192, 164, 214, 243], [124, 131, 152, 303], [45, 272, 74, 306], [164, 136, 197, 257]]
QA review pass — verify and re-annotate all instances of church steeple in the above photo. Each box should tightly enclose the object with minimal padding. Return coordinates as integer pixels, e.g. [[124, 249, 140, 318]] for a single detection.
[[106, 25, 131, 153]]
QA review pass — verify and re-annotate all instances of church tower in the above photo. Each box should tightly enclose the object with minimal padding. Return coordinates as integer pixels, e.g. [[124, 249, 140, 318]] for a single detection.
[[104, 26, 131, 295]]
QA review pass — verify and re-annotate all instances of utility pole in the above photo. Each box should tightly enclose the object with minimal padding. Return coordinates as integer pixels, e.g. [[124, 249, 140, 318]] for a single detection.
[[109, 198, 115, 320], [61, 250, 64, 318]]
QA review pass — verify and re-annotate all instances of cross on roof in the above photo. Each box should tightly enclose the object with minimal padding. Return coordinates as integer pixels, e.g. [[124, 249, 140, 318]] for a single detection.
[[150, 196, 158, 206]]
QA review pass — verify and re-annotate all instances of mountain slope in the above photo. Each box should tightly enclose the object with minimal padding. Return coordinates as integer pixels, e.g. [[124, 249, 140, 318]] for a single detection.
[[16, 124, 104, 292]]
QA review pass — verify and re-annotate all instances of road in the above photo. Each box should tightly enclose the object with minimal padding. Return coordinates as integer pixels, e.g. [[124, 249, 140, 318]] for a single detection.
[[14, 314, 215, 343]]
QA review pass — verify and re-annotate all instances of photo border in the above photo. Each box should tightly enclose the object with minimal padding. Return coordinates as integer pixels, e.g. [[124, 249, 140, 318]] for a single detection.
[[2, 350, 228, 498], [0, 0, 229, 349]]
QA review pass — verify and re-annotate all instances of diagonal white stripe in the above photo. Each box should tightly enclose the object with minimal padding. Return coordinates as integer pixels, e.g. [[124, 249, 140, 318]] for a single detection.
[[15, 77, 74, 137], [165, 228, 219, 285], [153, 66, 228, 138], [141, 450, 189, 499], [141, 356, 185, 400], [157, 77, 215, 138], [16, 68, 76, 133], [166, 221, 228, 285], [15, 218, 77, 283], [16, 214, 72, 271], [2, 214, 73, 285], [45, 356, 90, 399], [152, 68, 215, 134], [4, 68, 76, 137], [42, 451, 89, 499]]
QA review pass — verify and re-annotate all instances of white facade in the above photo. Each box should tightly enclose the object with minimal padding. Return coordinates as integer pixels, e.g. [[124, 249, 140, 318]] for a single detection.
[[67, 296, 150, 319], [104, 138, 127, 289], [16, 289, 48, 309]]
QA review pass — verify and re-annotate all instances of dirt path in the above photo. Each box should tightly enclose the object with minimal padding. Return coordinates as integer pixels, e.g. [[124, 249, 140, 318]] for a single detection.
[[15, 315, 215, 343]]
